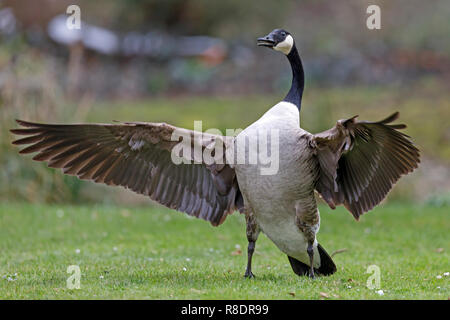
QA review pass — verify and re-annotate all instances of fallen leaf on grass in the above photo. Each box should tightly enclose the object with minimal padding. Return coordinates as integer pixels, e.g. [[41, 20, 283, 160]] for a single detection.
[[435, 248, 444, 253], [320, 292, 330, 298], [231, 249, 242, 256], [288, 292, 295, 297]]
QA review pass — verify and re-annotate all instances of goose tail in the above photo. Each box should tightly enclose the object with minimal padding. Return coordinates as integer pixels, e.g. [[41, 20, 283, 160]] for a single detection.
[[287, 244, 337, 277]]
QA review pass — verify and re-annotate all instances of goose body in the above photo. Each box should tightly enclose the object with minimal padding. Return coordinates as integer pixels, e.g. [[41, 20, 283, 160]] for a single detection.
[[234, 101, 321, 268], [10, 29, 420, 279]]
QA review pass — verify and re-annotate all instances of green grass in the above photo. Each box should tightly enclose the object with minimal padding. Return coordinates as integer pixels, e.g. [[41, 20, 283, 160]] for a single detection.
[[0, 202, 448, 299]]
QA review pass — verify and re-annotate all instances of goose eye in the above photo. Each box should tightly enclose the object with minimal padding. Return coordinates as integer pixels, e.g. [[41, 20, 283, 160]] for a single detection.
[[281, 32, 286, 37]]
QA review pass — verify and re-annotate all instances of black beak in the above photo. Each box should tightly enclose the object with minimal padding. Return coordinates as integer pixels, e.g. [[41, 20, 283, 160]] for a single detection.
[[257, 35, 276, 48]]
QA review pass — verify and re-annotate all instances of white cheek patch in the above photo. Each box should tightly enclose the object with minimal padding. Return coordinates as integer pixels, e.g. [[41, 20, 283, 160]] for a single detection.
[[274, 35, 294, 55]]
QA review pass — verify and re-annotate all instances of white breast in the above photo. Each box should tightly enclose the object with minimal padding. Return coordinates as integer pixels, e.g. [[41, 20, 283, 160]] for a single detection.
[[257, 101, 300, 127], [234, 101, 320, 267]]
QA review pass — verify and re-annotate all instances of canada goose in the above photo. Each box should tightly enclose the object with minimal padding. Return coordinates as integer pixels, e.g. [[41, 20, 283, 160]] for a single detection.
[[11, 29, 420, 279]]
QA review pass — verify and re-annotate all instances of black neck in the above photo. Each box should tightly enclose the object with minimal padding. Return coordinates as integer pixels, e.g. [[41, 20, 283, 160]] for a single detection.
[[283, 44, 304, 110]]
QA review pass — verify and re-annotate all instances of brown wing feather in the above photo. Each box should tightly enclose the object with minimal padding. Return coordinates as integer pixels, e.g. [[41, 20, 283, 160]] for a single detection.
[[314, 112, 420, 219], [11, 120, 239, 226]]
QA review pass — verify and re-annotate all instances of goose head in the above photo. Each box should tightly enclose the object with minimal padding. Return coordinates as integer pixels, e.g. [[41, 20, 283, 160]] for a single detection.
[[257, 29, 294, 55]]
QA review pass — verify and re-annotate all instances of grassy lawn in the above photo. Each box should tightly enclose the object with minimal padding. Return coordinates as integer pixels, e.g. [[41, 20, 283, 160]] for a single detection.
[[0, 202, 448, 299]]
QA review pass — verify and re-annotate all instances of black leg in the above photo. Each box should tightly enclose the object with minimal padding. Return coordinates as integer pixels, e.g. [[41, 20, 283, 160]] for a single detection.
[[244, 241, 256, 278], [307, 243, 315, 279], [244, 212, 259, 278]]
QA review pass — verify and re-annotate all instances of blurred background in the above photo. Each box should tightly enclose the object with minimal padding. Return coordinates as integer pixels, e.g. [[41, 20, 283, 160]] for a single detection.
[[1, 0, 449, 207]]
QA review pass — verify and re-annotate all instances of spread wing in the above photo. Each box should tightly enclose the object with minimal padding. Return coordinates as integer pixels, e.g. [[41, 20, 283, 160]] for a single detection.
[[313, 112, 420, 220], [11, 120, 242, 226]]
